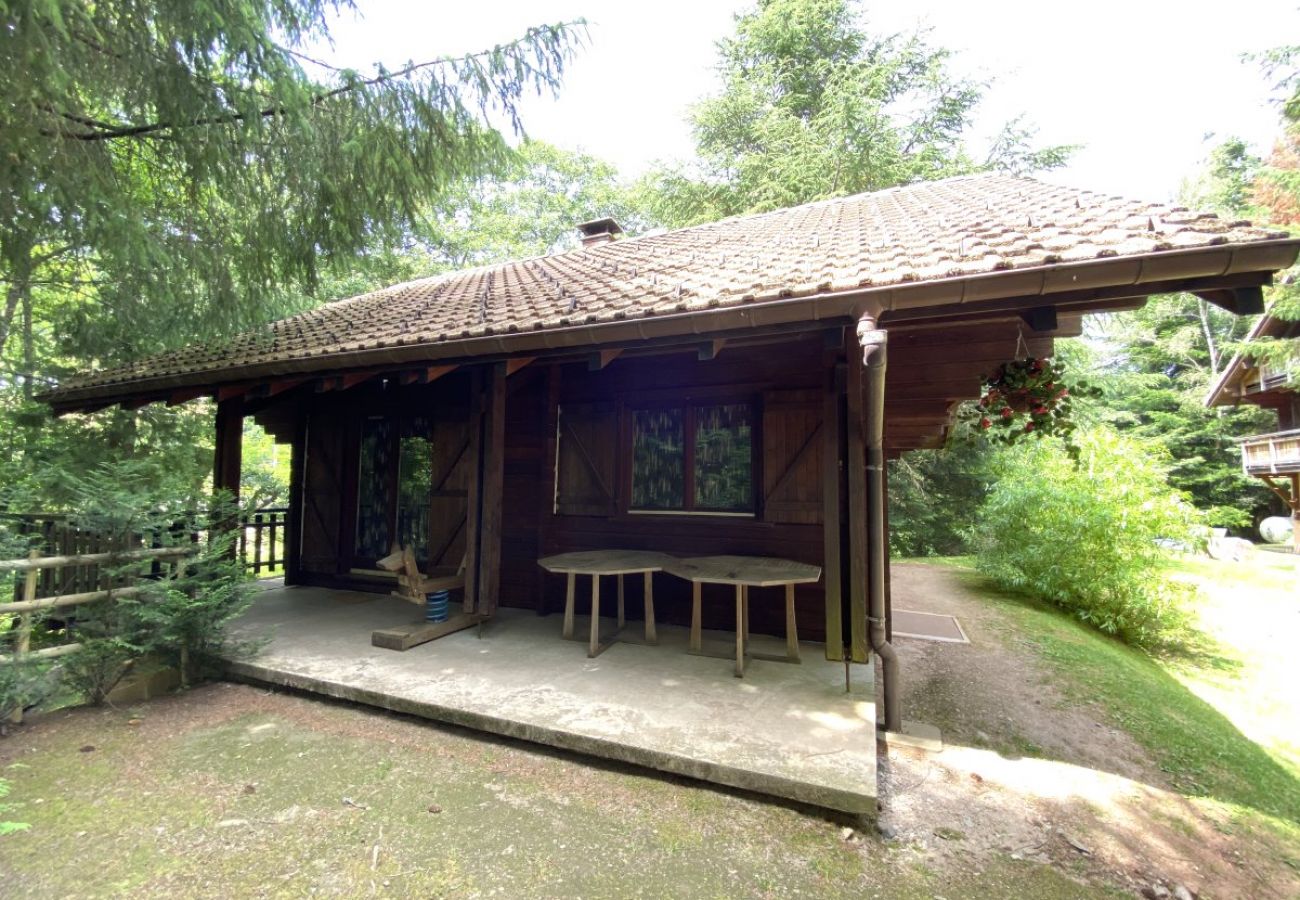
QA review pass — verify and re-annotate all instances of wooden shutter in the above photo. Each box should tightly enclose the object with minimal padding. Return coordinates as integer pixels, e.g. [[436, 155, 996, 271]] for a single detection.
[[762, 389, 823, 524], [555, 401, 618, 516], [427, 416, 473, 572], [301, 411, 345, 573]]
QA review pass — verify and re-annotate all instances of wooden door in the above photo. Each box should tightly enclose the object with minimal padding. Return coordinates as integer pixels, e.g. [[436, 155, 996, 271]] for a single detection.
[[427, 416, 473, 572], [301, 410, 346, 574], [762, 389, 823, 524]]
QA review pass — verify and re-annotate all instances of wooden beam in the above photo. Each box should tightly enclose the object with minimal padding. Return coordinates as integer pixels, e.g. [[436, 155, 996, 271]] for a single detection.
[[1196, 286, 1265, 316], [399, 364, 458, 386], [822, 359, 844, 662], [339, 371, 376, 390], [216, 383, 253, 403], [371, 612, 486, 651], [589, 348, 622, 371], [120, 396, 155, 411], [506, 357, 535, 377], [698, 339, 726, 361], [1020, 306, 1058, 333], [265, 378, 306, 398], [165, 386, 208, 407], [314, 375, 343, 392]]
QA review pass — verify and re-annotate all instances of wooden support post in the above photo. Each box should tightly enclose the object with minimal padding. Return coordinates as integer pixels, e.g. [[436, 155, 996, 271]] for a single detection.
[[214, 397, 244, 556], [10, 550, 38, 723], [844, 331, 870, 663], [822, 354, 844, 661], [476, 362, 507, 616], [214, 397, 243, 501], [617, 574, 625, 629], [463, 371, 484, 614], [1294, 473, 1300, 556], [285, 415, 306, 585]]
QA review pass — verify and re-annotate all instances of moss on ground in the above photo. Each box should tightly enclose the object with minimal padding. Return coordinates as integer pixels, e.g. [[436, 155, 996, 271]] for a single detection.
[[0, 685, 1106, 898]]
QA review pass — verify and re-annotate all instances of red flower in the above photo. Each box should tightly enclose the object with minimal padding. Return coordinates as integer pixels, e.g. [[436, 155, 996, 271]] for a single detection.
[[1000, 407, 1014, 419], [979, 417, 992, 429], [1024, 421, 1035, 432], [1033, 405, 1048, 416]]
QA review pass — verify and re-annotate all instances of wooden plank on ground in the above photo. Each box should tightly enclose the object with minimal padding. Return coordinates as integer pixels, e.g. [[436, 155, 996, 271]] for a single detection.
[[371, 613, 486, 651]]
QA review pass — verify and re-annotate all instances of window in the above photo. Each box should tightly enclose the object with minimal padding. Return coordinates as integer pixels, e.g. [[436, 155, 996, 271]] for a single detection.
[[353, 415, 433, 565], [630, 402, 754, 513]]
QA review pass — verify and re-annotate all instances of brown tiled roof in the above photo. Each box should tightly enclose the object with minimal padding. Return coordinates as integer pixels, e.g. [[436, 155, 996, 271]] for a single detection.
[[47, 173, 1300, 403]]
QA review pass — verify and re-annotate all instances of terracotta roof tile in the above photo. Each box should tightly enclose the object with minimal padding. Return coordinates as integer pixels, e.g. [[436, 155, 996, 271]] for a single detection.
[[51, 173, 1295, 397]]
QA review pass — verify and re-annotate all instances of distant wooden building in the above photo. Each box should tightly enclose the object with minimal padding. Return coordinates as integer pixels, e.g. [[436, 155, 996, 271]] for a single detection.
[[42, 174, 1300, 729], [1206, 312, 1300, 551]]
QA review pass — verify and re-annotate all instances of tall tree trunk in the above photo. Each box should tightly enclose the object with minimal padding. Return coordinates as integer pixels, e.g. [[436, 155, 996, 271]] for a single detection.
[[0, 239, 34, 367], [20, 283, 33, 398], [1197, 298, 1221, 379]]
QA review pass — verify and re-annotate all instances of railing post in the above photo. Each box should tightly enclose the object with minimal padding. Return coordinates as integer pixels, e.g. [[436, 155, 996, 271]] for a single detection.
[[10, 549, 39, 724]]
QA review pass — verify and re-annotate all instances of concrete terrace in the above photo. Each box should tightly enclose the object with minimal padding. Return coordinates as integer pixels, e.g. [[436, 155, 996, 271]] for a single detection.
[[224, 582, 877, 815]]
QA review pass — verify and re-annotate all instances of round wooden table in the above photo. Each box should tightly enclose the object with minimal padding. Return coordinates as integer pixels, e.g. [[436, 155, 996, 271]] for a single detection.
[[663, 555, 822, 677], [537, 550, 673, 657]]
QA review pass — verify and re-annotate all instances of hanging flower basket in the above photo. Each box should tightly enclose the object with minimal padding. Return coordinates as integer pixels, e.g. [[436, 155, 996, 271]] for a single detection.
[[975, 357, 1078, 442]]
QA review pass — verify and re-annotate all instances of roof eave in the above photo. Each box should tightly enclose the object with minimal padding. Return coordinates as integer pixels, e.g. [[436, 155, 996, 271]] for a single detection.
[[44, 238, 1300, 414]]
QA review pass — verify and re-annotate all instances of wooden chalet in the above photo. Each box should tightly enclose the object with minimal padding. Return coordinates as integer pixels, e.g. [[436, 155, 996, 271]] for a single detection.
[[1207, 311, 1300, 550], [41, 174, 1300, 731]]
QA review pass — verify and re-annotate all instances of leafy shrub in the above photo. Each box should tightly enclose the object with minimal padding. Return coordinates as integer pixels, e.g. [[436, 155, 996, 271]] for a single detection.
[[970, 427, 1201, 648], [125, 534, 258, 687], [59, 636, 136, 706], [0, 659, 58, 723]]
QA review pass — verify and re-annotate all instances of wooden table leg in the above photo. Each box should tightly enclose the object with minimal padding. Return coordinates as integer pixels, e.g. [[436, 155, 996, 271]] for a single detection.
[[589, 574, 601, 658], [734, 584, 745, 678], [643, 571, 657, 644], [741, 585, 750, 655], [690, 581, 702, 652], [617, 573, 625, 630], [785, 583, 800, 662], [562, 572, 575, 640]]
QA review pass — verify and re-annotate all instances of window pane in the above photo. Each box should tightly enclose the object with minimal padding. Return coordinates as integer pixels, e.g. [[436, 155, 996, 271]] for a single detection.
[[694, 403, 753, 511], [396, 416, 432, 565], [355, 417, 393, 560], [632, 408, 685, 509]]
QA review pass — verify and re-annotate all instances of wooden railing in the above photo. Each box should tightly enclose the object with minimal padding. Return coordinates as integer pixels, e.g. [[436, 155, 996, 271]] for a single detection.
[[1241, 429, 1300, 476], [0, 546, 194, 722], [239, 506, 288, 576]]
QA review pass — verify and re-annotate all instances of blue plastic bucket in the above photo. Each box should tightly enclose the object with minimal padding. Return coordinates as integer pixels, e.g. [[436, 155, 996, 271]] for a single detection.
[[425, 589, 450, 623]]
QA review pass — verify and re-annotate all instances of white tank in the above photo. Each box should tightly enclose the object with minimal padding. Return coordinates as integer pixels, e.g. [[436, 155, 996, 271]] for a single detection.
[[1260, 516, 1295, 544]]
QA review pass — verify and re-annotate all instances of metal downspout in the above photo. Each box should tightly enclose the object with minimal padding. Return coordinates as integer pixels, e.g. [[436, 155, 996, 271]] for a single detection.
[[857, 314, 901, 733]]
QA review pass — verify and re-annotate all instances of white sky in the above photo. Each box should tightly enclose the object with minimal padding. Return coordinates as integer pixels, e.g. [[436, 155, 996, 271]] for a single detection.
[[322, 0, 1298, 203]]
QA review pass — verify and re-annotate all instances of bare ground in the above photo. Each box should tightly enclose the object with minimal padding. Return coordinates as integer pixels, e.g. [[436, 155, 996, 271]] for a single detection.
[[881, 561, 1300, 900]]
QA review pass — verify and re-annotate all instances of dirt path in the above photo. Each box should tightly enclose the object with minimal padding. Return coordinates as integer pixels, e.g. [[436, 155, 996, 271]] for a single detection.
[[881, 561, 1299, 900]]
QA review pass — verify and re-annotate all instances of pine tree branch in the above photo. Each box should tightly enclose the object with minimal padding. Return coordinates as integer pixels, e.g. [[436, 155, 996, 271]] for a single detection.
[[41, 25, 579, 143]]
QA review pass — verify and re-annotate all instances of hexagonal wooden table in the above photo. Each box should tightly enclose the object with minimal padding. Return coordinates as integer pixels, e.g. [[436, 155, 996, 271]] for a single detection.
[[663, 555, 822, 677]]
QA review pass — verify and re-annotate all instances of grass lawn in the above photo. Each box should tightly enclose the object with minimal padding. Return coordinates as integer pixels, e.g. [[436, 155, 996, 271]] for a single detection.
[[933, 553, 1300, 853]]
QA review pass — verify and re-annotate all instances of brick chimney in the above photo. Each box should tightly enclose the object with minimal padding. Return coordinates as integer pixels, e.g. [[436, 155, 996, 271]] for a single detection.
[[576, 217, 623, 247]]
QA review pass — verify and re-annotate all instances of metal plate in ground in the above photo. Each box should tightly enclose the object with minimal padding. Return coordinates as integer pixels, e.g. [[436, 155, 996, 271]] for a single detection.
[[893, 609, 968, 644]]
